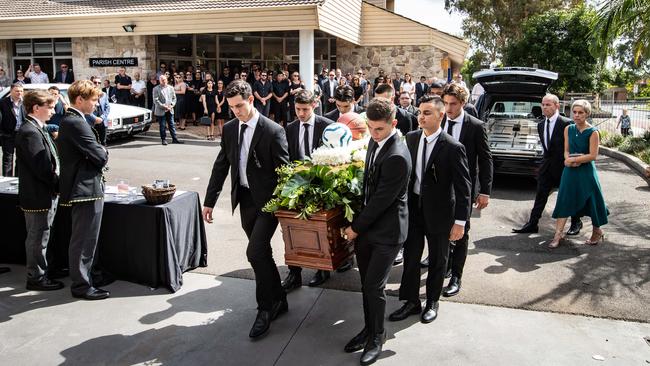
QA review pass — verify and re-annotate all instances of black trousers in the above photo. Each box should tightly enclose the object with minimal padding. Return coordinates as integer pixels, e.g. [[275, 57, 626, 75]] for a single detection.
[[529, 172, 580, 226], [355, 238, 401, 335], [448, 218, 470, 279], [1, 133, 16, 177], [94, 123, 107, 146], [69, 199, 104, 295], [238, 186, 284, 311], [400, 202, 449, 304], [273, 100, 288, 125]]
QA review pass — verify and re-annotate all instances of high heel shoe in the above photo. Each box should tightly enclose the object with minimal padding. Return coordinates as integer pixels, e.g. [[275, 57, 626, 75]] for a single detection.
[[585, 230, 605, 245], [549, 231, 565, 248]]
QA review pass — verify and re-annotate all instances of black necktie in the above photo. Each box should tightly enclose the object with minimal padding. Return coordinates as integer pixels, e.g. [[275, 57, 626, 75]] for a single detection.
[[239, 123, 248, 159], [545, 119, 551, 149], [303, 123, 311, 158], [365, 143, 378, 204], [446, 120, 456, 136], [420, 137, 428, 195]]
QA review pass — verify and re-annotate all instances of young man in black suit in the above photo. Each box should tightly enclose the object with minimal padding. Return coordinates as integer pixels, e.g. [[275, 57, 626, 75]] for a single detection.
[[0, 83, 25, 176], [324, 85, 362, 122], [390, 95, 471, 324], [343, 98, 412, 366], [58, 80, 110, 300], [374, 83, 417, 138], [203, 79, 290, 339], [440, 83, 493, 298], [15, 90, 64, 291], [513, 94, 582, 235], [281, 89, 336, 290], [415, 76, 429, 106], [322, 70, 338, 114]]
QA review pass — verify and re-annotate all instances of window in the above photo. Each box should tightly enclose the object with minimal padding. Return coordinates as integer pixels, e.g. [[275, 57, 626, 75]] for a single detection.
[[158, 34, 193, 57], [11, 38, 72, 78], [263, 38, 283, 61], [196, 34, 216, 58], [220, 35, 261, 59]]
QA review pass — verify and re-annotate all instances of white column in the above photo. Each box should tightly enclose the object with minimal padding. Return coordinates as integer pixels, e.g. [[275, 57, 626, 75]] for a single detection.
[[299, 29, 314, 92]]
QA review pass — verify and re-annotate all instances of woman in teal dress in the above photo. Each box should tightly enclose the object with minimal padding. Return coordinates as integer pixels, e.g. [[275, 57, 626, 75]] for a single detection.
[[550, 99, 608, 248]]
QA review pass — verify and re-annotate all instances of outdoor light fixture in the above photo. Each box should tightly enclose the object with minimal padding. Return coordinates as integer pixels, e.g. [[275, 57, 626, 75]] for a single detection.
[[122, 24, 136, 32]]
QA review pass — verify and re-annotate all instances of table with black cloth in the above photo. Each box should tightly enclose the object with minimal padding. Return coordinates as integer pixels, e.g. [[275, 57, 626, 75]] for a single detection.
[[0, 180, 207, 292]]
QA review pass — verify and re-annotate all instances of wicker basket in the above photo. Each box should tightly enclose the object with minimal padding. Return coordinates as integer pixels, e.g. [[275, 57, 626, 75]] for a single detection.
[[141, 184, 176, 205]]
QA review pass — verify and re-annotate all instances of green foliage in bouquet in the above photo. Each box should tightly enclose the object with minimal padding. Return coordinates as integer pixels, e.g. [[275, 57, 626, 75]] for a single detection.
[[263, 161, 364, 222]]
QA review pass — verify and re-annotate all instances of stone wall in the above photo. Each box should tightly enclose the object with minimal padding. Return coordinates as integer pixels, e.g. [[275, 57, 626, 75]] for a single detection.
[[336, 39, 447, 83], [0, 40, 11, 73], [72, 35, 157, 82]]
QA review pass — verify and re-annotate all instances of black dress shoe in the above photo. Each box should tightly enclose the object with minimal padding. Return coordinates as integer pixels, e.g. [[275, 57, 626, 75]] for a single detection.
[[26, 278, 64, 291], [336, 258, 354, 273], [281, 272, 302, 292], [161, 140, 168, 145], [388, 301, 422, 321], [171, 139, 184, 144], [567, 220, 583, 236], [72, 287, 110, 300], [271, 297, 288, 320], [360, 331, 386, 365], [420, 301, 439, 323], [249, 310, 271, 338], [393, 248, 404, 266], [442, 276, 461, 297], [512, 222, 539, 234], [344, 327, 368, 353], [308, 270, 330, 287], [0, 267, 10, 275], [420, 256, 429, 268]]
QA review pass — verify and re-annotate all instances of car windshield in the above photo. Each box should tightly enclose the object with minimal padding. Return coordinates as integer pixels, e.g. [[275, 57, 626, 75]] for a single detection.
[[489, 101, 542, 119]]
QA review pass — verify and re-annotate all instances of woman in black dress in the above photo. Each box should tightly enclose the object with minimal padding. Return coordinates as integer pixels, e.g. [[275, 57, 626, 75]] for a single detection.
[[192, 71, 204, 125], [215, 79, 229, 138], [201, 80, 218, 140], [184, 72, 197, 124], [288, 71, 305, 121]]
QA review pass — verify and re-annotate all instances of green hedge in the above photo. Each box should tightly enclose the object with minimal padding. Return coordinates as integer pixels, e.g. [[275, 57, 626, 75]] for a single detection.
[[600, 132, 650, 164]]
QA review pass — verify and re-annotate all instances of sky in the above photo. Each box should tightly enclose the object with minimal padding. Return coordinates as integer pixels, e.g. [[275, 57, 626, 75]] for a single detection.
[[394, 0, 465, 37]]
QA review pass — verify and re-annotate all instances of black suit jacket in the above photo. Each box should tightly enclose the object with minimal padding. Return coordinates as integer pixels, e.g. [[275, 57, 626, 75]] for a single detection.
[[323, 105, 363, 123], [351, 133, 412, 245], [395, 107, 417, 136], [415, 82, 429, 102], [102, 86, 117, 102], [538, 114, 572, 179], [205, 114, 290, 212], [441, 113, 493, 199], [406, 130, 471, 233], [54, 70, 75, 84], [321, 80, 337, 102], [0, 97, 26, 134], [57, 109, 108, 204], [15, 116, 59, 210], [285, 115, 333, 161]]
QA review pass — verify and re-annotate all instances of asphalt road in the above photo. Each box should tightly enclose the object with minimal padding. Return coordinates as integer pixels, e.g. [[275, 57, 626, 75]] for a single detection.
[[105, 133, 650, 323]]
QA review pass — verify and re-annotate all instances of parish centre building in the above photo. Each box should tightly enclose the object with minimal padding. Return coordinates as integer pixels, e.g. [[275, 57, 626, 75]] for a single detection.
[[0, 0, 469, 90]]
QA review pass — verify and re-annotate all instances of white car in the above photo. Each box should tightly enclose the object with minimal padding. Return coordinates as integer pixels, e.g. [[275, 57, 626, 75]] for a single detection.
[[0, 83, 152, 141]]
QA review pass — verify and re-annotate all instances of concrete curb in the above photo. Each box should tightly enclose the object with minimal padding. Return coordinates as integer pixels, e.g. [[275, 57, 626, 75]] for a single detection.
[[599, 145, 650, 185]]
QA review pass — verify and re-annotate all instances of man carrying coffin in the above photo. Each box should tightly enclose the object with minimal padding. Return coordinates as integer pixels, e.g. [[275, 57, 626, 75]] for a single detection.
[[203, 80, 290, 339], [281, 89, 336, 290], [343, 98, 411, 365], [389, 95, 471, 324]]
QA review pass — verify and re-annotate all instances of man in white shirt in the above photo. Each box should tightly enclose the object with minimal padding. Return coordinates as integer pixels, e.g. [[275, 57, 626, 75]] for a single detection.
[[26, 63, 49, 84], [130, 72, 146, 108]]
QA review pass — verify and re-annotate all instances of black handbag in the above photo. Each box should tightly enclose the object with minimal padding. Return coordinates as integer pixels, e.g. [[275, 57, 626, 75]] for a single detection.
[[199, 114, 212, 126]]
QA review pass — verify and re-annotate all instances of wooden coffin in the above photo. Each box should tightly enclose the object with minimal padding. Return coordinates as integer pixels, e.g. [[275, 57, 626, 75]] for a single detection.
[[275, 207, 354, 271]]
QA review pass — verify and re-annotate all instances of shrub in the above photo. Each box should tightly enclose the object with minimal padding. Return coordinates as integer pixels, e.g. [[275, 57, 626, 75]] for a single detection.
[[642, 129, 650, 142], [602, 133, 625, 148], [639, 148, 650, 165], [618, 136, 648, 154]]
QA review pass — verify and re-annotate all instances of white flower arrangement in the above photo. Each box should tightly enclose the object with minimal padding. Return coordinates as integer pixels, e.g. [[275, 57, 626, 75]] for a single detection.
[[311, 135, 371, 166]]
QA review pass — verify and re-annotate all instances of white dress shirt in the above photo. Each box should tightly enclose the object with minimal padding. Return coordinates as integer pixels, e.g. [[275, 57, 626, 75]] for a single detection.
[[238, 110, 259, 188], [371, 129, 397, 161], [544, 110, 559, 149], [414, 128, 441, 195], [298, 113, 315, 159], [328, 79, 336, 97], [447, 110, 464, 141], [29, 71, 49, 84], [131, 80, 146, 94]]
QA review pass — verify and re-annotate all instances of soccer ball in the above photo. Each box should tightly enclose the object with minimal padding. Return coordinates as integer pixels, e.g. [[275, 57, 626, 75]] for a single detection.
[[322, 123, 353, 148]]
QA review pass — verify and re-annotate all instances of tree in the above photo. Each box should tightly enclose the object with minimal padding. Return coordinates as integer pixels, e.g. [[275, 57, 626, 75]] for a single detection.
[[502, 6, 601, 96], [590, 0, 650, 66], [445, 0, 583, 62], [460, 51, 490, 84]]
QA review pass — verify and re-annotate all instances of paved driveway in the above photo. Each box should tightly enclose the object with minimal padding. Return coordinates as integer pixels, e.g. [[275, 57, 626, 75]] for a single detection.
[[104, 135, 650, 322]]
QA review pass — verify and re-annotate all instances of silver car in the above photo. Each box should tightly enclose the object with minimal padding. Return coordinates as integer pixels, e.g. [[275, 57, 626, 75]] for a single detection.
[[473, 67, 559, 176], [0, 83, 152, 141]]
